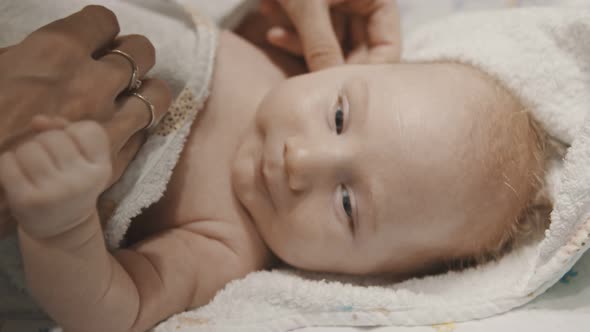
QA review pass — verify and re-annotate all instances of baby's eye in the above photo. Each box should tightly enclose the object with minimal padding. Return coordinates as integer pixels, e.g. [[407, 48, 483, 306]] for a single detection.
[[335, 105, 344, 134], [334, 94, 348, 135], [341, 185, 354, 230]]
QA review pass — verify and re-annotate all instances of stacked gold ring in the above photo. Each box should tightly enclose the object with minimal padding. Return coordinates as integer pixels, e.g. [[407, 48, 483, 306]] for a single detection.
[[107, 49, 157, 131], [130, 92, 156, 131], [107, 49, 142, 91]]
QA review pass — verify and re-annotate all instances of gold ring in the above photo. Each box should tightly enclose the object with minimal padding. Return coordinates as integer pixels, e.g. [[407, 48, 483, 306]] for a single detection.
[[107, 49, 142, 91], [130, 92, 157, 131]]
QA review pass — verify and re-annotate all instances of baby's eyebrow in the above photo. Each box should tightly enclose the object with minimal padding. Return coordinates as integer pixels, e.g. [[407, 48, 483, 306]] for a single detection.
[[345, 77, 370, 129], [351, 174, 377, 237]]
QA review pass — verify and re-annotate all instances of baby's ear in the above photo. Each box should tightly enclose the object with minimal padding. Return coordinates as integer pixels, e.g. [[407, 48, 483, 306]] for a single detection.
[[30, 114, 70, 132]]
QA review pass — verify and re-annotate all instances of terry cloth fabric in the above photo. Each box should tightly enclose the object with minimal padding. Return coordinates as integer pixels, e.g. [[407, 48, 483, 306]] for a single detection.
[[0, 0, 217, 291], [151, 6, 590, 332]]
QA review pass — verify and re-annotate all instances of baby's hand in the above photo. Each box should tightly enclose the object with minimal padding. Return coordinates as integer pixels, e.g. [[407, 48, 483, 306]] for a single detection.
[[0, 121, 112, 239]]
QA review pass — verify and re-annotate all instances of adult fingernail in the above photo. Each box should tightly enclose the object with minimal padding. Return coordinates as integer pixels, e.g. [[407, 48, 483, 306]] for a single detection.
[[268, 26, 286, 40]]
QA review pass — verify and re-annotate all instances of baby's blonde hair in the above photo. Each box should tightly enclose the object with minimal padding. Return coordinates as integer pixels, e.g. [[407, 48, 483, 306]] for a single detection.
[[446, 111, 560, 271]]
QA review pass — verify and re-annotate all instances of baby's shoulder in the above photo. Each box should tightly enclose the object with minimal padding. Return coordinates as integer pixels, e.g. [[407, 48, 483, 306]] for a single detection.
[[126, 217, 273, 308], [170, 217, 274, 274]]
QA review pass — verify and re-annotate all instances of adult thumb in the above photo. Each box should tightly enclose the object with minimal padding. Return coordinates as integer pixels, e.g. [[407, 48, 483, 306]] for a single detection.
[[0, 46, 13, 55], [278, 0, 344, 71]]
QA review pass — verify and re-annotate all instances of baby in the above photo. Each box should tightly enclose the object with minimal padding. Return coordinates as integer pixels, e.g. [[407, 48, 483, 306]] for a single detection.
[[0, 3, 551, 332]]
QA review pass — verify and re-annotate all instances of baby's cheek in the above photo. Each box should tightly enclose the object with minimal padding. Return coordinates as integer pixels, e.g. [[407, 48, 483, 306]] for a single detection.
[[266, 216, 319, 263], [258, 96, 294, 128]]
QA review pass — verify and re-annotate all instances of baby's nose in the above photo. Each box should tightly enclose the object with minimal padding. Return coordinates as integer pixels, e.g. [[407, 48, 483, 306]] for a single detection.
[[284, 137, 337, 192]]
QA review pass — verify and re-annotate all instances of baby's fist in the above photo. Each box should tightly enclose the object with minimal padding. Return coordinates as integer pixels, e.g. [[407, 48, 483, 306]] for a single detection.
[[0, 121, 112, 239]]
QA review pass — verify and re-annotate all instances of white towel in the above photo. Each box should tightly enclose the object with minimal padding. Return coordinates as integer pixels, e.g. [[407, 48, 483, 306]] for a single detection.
[[151, 6, 590, 332]]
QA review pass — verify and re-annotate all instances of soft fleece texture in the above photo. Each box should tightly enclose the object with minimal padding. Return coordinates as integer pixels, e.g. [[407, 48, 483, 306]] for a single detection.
[[152, 6, 590, 332]]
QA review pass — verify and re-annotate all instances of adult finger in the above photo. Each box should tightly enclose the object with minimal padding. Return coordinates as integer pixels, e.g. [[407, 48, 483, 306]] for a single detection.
[[346, 15, 370, 64], [335, 0, 401, 62], [109, 133, 146, 188], [105, 79, 171, 153], [259, 0, 293, 28], [97, 34, 156, 97], [0, 46, 11, 55], [261, 0, 346, 43], [331, 11, 348, 46], [350, 15, 367, 52], [261, 1, 346, 57], [367, 44, 401, 64], [30, 115, 69, 132], [361, 0, 401, 62], [35, 5, 120, 54], [277, 0, 344, 71], [267, 27, 304, 56]]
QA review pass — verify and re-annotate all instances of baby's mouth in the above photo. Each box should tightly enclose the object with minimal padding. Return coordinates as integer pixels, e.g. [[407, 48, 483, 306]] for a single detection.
[[258, 153, 276, 211], [259, 139, 286, 213]]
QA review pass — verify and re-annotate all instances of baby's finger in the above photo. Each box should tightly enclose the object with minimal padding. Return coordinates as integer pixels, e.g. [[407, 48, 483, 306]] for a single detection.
[[108, 132, 145, 188], [267, 27, 303, 56], [35, 130, 85, 170], [65, 121, 111, 164], [0, 152, 33, 196], [13, 141, 59, 186]]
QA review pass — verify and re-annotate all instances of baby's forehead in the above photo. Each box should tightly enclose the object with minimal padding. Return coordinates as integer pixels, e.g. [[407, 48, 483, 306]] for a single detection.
[[360, 66, 477, 154], [361, 63, 512, 222]]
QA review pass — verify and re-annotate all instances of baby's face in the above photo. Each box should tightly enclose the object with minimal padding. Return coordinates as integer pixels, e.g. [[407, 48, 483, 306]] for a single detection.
[[232, 63, 519, 276]]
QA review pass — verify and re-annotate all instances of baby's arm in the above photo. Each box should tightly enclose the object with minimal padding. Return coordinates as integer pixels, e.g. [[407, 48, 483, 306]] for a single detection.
[[0, 121, 253, 332], [0, 121, 121, 329]]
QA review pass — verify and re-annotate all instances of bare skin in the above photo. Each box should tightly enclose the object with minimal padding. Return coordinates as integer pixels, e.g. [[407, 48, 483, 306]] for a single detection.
[[0, 18, 538, 332]]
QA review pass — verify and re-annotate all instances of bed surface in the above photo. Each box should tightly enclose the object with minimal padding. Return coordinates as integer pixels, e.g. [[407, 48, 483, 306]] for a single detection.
[[2, 251, 589, 332]]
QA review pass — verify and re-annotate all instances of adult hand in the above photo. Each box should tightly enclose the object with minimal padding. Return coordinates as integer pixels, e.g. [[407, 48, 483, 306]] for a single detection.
[[0, 5, 170, 187], [259, 0, 401, 71], [0, 5, 172, 236]]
